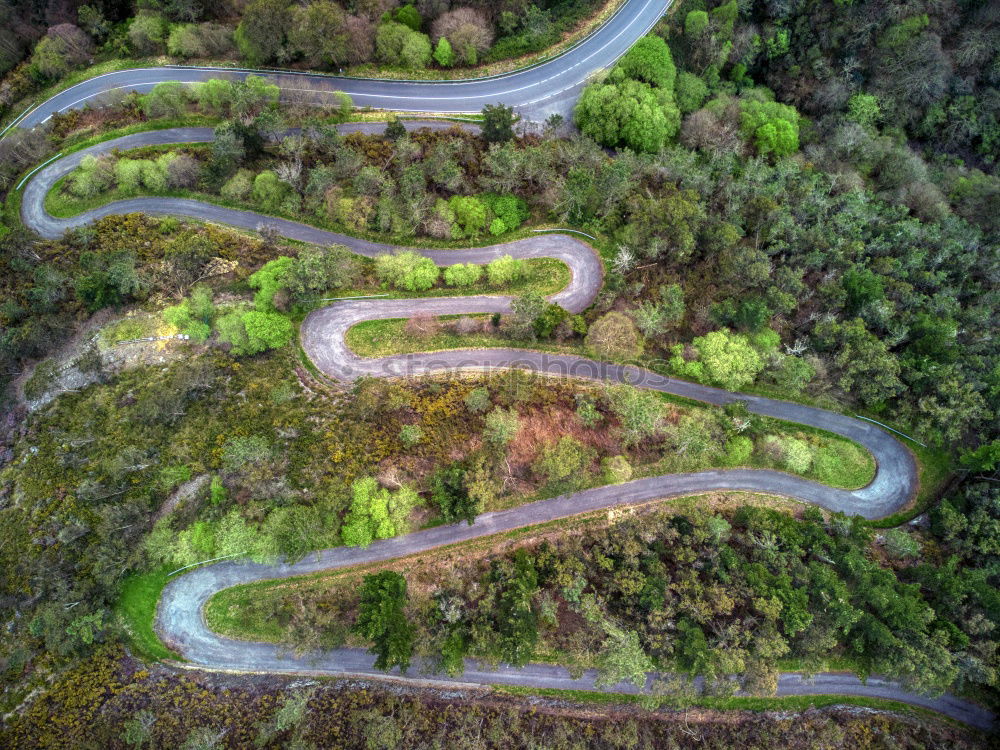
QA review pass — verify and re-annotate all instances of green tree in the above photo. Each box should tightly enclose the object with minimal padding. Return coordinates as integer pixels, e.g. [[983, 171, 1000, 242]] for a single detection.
[[433, 36, 454, 67], [484, 407, 519, 446], [431, 463, 481, 524], [595, 623, 654, 688], [684, 10, 709, 38], [341, 477, 419, 547], [375, 251, 439, 291], [586, 311, 644, 360], [575, 79, 680, 153], [143, 81, 188, 118], [674, 72, 708, 113], [605, 385, 664, 446], [533, 436, 595, 483], [235, 0, 290, 64], [740, 98, 800, 157], [394, 4, 422, 31], [482, 103, 519, 144], [847, 92, 882, 129], [443, 262, 483, 286], [248, 256, 294, 311], [354, 571, 415, 672], [615, 35, 676, 90], [375, 21, 432, 68], [691, 329, 764, 390], [449, 195, 488, 236], [288, 0, 349, 66], [486, 254, 524, 286]]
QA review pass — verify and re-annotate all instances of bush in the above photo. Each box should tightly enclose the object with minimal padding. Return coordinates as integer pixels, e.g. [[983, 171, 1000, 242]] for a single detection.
[[375, 251, 440, 291], [691, 329, 764, 390], [217, 310, 293, 355], [128, 13, 168, 55], [615, 35, 675, 90], [585, 312, 644, 360], [464, 387, 491, 413], [533, 436, 595, 483], [601, 455, 633, 483], [781, 437, 814, 473], [399, 424, 423, 446], [486, 254, 525, 286], [252, 171, 289, 213], [375, 21, 432, 68], [221, 169, 254, 202], [449, 195, 488, 236], [482, 193, 528, 234], [724, 435, 754, 465], [443, 263, 483, 286], [575, 79, 680, 153], [341, 477, 419, 547], [740, 97, 800, 157], [675, 72, 708, 114], [167, 23, 234, 58], [484, 407, 519, 446]]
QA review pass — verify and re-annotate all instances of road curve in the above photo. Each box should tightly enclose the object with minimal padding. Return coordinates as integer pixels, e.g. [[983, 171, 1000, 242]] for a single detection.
[[11, 0, 669, 130], [22, 127, 991, 731]]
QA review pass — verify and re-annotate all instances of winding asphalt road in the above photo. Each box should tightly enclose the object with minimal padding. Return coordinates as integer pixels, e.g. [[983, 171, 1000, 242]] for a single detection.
[[8, 0, 668, 130], [19, 129, 993, 730]]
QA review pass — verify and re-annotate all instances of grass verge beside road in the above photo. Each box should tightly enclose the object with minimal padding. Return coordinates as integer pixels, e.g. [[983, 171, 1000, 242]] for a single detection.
[[115, 568, 182, 662]]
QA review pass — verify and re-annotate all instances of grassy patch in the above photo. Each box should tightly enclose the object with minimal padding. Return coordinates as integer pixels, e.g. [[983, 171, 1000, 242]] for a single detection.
[[115, 569, 182, 662], [345, 314, 581, 358]]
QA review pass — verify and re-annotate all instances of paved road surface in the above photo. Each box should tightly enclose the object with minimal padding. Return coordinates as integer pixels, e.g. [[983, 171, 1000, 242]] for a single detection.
[[9, 0, 669, 129], [20, 127, 992, 731]]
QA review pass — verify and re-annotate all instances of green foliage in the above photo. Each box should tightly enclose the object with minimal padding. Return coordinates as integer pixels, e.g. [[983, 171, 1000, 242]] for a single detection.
[[482, 103, 519, 144], [235, 0, 290, 64], [847, 93, 881, 129], [433, 36, 454, 67], [575, 79, 680, 153], [483, 407, 519, 446], [685, 10, 709, 37], [251, 171, 290, 213], [464, 387, 491, 413], [375, 21, 432, 68], [248, 257, 294, 312], [690, 329, 764, 390], [341, 477, 419, 547], [585, 311, 644, 360], [394, 4, 422, 32], [615, 35, 675, 90], [399, 424, 423, 446], [217, 310, 294, 355], [443, 263, 483, 287], [448, 196, 488, 237], [601, 454, 632, 483], [354, 571, 415, 672], [481, 193, 529, 234], [486, 254, 525, 286], [374, 251, 440, 291], [674, 72, 708, 114], [595, 623, 654, 688], [604, 385, 664, 446], [143, 81, 188, 119], [431, 463, 481, 525], [740, 98, 800, 157], [533, 436, 595, 483]]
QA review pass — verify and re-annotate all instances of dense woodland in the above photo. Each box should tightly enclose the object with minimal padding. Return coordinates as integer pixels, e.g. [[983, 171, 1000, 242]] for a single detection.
[[0, 0, 999, 746]]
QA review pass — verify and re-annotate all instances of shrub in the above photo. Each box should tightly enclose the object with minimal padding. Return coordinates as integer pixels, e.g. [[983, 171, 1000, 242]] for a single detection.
[[484, 407, 519, 446], [575, 79, 680, 154], [375, 21, 432, 68], [724, 435, 754, 465], [251, 171, 289, 213], [449, 195, 488, 236], [464, 387, 491, 413], [691, 329, 764, 390], [167, 23, 234, 58], [740, 98, 800, 157], [482, 193, 529, 233], [585, 312, 644, 360], [143, 81, 188, 118], [375, 251, 440, 291], [128, 13, 168, 54], [399, 424, 423, 446], [221, 169, 254, 202], [433, 36, 454, 67], [781, 437, 814, 473], [217, 310, 293, 355], [443, 263, 483, 286], [674, 72, 708, 114], [615, 35, 676, 90], [533, 436, 595, 483], [601, 455, 633, 483], [341, 477, 419, 547], [248, 256, 294, 311], [486, 254, 524, 286]]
